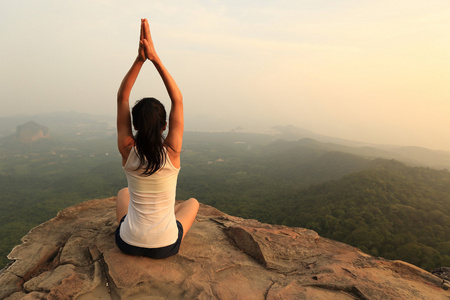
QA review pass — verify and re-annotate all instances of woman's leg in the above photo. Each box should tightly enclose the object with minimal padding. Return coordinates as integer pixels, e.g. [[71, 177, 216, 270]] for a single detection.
[[175, 198, 199, 240], [116, 188, 130, 224]]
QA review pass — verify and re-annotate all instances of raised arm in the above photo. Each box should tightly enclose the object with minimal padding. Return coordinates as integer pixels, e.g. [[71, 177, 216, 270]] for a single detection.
[[116, 22, 147, 165], [141, 19, 184, 163]]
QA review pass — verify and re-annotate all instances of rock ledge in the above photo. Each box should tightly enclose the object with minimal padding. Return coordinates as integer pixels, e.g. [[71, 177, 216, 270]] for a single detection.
[[0, 198, 449, 299]]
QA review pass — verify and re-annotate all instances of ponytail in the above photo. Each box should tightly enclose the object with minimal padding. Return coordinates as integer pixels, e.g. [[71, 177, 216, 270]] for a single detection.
[[132, 98, 167, 176]]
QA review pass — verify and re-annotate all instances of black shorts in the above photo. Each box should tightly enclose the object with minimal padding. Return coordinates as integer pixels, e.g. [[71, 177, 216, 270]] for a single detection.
[[115, 215, 183, 259]]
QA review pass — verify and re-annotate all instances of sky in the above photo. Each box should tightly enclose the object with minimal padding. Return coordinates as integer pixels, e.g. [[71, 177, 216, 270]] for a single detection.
[[1, 0, 450, 150]]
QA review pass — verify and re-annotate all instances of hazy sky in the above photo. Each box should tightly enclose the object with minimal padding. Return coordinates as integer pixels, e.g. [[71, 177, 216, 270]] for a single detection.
[[1, 0, 450, 150]]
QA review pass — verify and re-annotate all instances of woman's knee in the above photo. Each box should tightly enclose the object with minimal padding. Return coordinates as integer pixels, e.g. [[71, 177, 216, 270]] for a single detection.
[[116, 188, 130, 223], [175, 198, 199, 240], [117, 188, 130, 207], [186, 198, 199, 208], [118, 187, 129, 197], [185, 198, 199, 214], [175, 198, 199, 219]]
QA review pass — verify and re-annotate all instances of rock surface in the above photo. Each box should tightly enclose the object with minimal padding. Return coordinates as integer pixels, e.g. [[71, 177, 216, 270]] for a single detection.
[[0, 197, 449, 299]]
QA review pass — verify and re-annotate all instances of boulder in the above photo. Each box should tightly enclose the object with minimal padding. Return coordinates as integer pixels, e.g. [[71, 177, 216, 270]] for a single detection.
[[0, 197, 448, 299]]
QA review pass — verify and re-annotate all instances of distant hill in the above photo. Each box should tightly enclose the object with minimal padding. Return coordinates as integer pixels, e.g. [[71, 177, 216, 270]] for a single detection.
[[272, 125, 450, 170], [0, 112, 116, 154], [383, 146, 450, 170], [271, 124, 376, 146], [0, 111, 114, 138], [15, 121, 49, 144]]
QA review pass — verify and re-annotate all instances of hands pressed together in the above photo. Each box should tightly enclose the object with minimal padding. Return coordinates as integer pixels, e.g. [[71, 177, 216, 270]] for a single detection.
[[117, 17, 183, 164], [138, 18, 159, 62]]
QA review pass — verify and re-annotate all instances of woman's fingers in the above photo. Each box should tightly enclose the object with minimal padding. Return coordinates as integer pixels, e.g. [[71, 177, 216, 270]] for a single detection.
[[138, 18, 158, 61], [140, 19, 144, 41], [143, 18, 152, 42]]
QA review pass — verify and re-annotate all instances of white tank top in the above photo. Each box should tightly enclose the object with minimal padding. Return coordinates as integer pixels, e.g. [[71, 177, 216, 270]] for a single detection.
[[120, 147, 180, 248]]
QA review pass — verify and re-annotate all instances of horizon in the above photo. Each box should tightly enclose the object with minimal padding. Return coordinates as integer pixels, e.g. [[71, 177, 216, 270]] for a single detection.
[[1, 1, 450, 151], [1, 110, 450, 153]]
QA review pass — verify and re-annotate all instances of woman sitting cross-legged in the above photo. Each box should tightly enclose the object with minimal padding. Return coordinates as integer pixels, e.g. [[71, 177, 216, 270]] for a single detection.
[[115, 18, 199, 259]]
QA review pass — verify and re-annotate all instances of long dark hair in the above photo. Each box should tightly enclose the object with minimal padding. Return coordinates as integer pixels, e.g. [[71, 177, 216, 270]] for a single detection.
[[132, 97, 167, 176]]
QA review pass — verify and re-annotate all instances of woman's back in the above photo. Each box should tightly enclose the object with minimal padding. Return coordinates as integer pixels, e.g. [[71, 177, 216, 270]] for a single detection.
[[120, 147, 180, 248]]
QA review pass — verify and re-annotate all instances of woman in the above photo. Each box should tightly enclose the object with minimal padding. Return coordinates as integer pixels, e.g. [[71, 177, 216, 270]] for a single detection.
[[115, 18, 199, 259]]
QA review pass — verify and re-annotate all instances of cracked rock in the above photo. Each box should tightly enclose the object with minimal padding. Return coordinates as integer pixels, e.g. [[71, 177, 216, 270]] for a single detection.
[[0, 197, 448, 299]]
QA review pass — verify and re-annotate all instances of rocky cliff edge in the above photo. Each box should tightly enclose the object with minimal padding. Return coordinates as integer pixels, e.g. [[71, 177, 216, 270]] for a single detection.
[[0, 198, 449, 299]]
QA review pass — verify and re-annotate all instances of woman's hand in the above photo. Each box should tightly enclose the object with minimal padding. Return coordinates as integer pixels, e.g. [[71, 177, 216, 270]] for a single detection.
[[137, 20, 146, 62], [140, 18, 159, 62]]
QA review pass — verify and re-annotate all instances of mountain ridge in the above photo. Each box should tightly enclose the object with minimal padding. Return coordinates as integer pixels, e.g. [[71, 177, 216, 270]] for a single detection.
[[2, 112, 450, 168]]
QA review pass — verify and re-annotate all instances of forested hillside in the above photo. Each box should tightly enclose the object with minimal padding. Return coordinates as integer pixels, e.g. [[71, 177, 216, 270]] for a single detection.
[[299, 160, 450, 270], [1, 119, 449, 270], [249, 159, 450, 270]]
